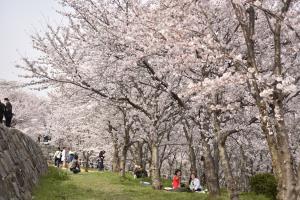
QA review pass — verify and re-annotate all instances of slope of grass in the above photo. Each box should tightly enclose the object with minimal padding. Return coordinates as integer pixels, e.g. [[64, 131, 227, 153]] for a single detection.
[[32, 167, 270, 200]]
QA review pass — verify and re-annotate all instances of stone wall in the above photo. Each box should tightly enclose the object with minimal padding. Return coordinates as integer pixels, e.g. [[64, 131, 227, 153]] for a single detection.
[[0, 125, 48, 200], [39, 144, 56, 164]]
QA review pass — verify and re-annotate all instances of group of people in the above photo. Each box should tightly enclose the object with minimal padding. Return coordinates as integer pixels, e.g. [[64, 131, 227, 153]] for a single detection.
[[53, 148, 107, 174], [133, 165, 148, 179], [0, 98, 13, 127], [172, 169, 203, 192], [53, 147, 80, 173]]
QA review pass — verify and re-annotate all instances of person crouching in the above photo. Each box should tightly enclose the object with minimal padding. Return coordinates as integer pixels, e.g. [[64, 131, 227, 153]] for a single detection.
[[70, 154, 81, 174]]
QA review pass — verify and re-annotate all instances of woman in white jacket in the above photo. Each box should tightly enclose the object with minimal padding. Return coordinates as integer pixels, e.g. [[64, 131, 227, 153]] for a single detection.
[[61, 147, 67, 168], [189, 173, 202, 192]]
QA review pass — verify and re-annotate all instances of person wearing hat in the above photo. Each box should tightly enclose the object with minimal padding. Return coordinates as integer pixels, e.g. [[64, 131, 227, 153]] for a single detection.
[[4, 98, 13, 127], [0, 100, 5, 124]]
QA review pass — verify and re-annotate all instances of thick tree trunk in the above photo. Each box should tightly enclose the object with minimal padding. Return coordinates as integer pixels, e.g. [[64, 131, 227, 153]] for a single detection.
[[183, 124, 197, 174], [218, 141, 239, 200], [213, 140, 220, 177], [112, 142, 120, 172], [258, 103, 297, 200], [296, 165, 300, 200], [120, 146, 128, 177], [189, 146, 197, 174], [231, 3, 297, 199], [109, 122, 120, 173], [274, 102, 297, 200], [151, 144, 162, 190], [136, 141, 144, 169], [203, 143, 221, 199], [239, 147, 249, 192], [120, 121, 131, 177], [212, 107, 239, 200]]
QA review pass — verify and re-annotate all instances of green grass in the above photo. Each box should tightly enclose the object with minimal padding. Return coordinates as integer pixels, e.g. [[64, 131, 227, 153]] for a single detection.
[[32, 167, 270, 200]]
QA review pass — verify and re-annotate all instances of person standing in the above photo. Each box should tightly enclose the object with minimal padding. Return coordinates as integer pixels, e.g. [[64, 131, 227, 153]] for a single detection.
[[4, 98, 13, 127], [61, 147, 67, 168], [98, 150, 105, 171], [68, 151, 75, 163], [37, 134, 42, 143], [0, 100, 5, 124], [53, 147, 62, 167]]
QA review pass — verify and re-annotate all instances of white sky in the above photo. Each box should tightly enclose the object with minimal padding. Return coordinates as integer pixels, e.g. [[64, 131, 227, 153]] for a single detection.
[[0, 0, 65, 82]]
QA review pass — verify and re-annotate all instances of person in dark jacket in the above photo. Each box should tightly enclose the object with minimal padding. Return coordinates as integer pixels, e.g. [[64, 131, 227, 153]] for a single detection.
[[4, 98, 13, 127], [97, 150, 105, 171], [0, 100, 5, 124], [70, 154, 81, 174]]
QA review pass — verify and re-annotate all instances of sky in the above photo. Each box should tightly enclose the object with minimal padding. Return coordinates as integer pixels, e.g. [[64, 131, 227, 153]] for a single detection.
[[0, 0, 65, 82]]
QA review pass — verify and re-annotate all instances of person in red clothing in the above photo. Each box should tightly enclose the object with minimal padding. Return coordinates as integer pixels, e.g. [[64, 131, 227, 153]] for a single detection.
[[172, 169, 182, 190]]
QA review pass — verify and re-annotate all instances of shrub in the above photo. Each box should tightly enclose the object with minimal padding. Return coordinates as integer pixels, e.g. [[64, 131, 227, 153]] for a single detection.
[[250, 173, 277, 200]]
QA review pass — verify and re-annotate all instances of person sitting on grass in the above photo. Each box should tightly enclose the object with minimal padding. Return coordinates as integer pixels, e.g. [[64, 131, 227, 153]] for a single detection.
[[70, 154, 81, 174], [189, 173, 202, 192], [172, 169, 182, 190], [134, 165, 148, 179]]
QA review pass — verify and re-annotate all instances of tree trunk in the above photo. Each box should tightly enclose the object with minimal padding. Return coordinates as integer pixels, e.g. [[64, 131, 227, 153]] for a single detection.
[[212, 107, 239, 200], [213, 140, 220, 177], [120, 121, 130, 177], [203, 143, 221, 199], [258, 103, 297, 200], [275, 102, 297, 200], [231, 3, 298, 199], [239, 146, 249, 192], [112, 142, 120, 172], [109, 121, 120, 173], [120, 146, 128, 177], [296, 165, 300, 200], [183, 123, 197, 174], [218, 140, 239, 200], [151, 144, 162, 190], [136, 141, 144, 169], [189, 146, 197, 174]]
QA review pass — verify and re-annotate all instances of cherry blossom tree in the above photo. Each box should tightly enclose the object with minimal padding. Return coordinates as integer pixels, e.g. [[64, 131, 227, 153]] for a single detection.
[[16, 0, 300, 199]]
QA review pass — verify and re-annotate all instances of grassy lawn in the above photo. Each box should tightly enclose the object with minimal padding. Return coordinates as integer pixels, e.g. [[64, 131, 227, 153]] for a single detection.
[[32, 167, 269, 200]]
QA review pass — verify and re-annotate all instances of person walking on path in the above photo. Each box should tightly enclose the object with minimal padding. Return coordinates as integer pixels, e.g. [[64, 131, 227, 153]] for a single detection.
[[53, 147, 62, 167], [61, 147, 68, 168], [4, 98, 13, 127], [0, 100, 5, 124]]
